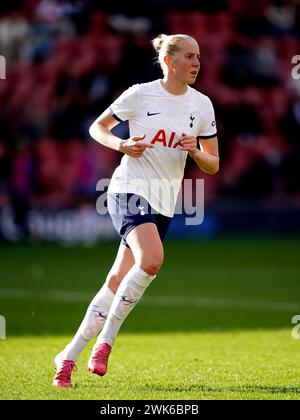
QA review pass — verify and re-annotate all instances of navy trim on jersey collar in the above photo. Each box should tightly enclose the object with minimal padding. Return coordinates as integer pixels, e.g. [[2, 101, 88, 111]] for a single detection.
[[197, 132, 217, 140], [109, 106, 124, 123]]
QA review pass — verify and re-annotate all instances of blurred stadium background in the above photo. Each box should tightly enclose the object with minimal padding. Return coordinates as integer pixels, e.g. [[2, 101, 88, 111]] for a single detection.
[[0, 0, 300, 400], [0, 0, 300, 243]]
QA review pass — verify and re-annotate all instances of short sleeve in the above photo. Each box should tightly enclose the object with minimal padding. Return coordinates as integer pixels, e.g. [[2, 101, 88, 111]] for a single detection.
[[197, 97, 217, 139], [109, 84, 139, 122]]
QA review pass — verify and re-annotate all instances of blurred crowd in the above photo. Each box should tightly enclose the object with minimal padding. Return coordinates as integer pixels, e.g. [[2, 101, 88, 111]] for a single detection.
[[0, 0, 300, 218]]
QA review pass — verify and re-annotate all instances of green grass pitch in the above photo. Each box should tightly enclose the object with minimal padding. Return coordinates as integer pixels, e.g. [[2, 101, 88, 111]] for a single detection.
[[0, 237, 300, 400]]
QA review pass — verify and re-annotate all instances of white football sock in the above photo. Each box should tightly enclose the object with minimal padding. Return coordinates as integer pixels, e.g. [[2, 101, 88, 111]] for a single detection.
[[96, 265, 156, 347], [60, 284, 115, 361]]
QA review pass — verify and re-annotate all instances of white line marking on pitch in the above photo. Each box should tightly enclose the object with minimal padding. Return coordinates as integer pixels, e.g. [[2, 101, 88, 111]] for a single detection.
[[0, 288, 299, 312]]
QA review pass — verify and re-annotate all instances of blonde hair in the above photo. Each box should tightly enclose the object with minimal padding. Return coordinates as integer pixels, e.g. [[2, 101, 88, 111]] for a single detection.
[[152, 33, 197, 74]]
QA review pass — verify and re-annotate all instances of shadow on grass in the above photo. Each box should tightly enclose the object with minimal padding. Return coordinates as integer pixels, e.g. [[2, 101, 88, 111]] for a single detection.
[[137, 383, 300, 396], [74, 382, 300, 399]]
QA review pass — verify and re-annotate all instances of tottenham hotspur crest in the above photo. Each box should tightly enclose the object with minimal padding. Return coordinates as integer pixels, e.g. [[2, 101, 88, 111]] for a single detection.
[[190, 113, 195, 128]]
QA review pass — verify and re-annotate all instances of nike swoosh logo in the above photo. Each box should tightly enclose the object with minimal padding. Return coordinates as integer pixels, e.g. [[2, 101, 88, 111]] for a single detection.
[[121, 296, 137, 305], [147, 112, 161, 116], [92, 310, 107, 319]]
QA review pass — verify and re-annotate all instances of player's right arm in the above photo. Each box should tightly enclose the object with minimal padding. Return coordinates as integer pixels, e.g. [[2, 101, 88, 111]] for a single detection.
[[89, 108, 153, 158]]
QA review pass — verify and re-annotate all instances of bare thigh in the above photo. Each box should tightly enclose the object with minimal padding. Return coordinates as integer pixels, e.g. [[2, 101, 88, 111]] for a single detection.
[[126, 223, 164, 276]]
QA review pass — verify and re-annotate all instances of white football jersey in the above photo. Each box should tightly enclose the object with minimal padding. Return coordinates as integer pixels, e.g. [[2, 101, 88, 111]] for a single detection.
[[108, 79, 217, 217]]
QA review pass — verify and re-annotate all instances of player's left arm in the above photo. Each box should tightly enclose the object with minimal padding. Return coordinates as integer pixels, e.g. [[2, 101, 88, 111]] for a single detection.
[[180, 134, 219, 175]]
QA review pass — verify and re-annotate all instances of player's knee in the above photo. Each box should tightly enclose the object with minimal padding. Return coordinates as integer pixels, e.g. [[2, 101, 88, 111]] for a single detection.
[[106, 272, 123, 293], [140, 252, 164, 276]]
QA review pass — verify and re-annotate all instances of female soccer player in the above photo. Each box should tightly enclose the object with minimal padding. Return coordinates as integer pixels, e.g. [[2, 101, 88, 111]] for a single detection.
[[53, 33, 219, 387]]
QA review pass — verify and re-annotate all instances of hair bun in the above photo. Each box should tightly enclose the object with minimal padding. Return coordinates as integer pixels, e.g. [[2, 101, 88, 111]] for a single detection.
[[152, 34, 168, 53]]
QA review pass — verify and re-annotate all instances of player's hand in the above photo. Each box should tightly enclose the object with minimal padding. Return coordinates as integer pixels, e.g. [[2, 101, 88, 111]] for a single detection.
[[119, 135, 153, 158], [179, 133, 197, 153]]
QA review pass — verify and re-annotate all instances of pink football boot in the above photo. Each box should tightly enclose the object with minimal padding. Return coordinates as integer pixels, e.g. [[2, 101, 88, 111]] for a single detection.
[[88, 343, 111, 376], [53, 355, 77, 388]]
